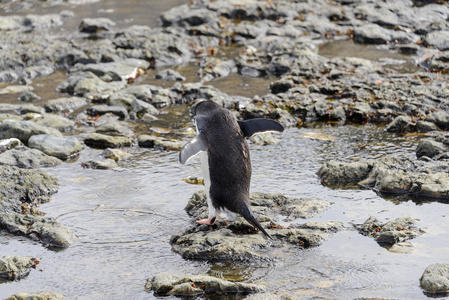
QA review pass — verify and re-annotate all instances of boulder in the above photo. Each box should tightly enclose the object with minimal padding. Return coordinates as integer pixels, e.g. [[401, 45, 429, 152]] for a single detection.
[[28, 135, 83, 160], [44, 97, 88, 113], [420, 263, 449, 294], [0, 256, 38, 281], [0, 146, 62, 168]]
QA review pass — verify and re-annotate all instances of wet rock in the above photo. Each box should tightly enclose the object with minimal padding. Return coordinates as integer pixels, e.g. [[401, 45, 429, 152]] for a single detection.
[[385, 116, 415, 132], [0, 120, 63, 144], [96, 120, 132, 136], [0, 256, 38, 281], [28, 134, 83, 160], [86, 105, 128, 119], [317, 161, 373, 185], [426, 110, 449, 129], [420, 263, 449, 294], [81, 159, 118, 169], [246, 292, 301, 300], [79, 17, 116, 33], [0, 85, 34, 95], [353, 24, 416, 44], [423, 30, 449, 51], [249, 132, 280, 145], [155, 69, 185, 81], [147, 272, 263, 296], [33, 114, 75, 133], [388, 241, 413, 254], [0, 146, 62, 168], [130, 99, 159, 118], [18, 91, 41, 102], [102, 148, 131, 161], [171, 190, 338, 261], [5, 291, 64, 300], [84, 133, 132, 149], [416, 139, 446, 159], [355, 216, 424, 245], [198, 58, 236, 81], [416, 120, 440, 133], [44, 97, 88, 113], [138, 135, 183, 151]]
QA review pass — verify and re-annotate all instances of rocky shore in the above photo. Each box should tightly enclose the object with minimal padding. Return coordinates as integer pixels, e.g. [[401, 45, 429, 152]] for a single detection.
[[1, 0, 449, 298]]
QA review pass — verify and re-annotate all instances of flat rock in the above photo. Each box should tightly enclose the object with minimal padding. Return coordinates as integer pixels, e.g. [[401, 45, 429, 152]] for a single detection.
[[33, 114, 75, 133], [354, 216, 424, 245], [28, 134, 83, 160], [420, 263, 449, 294], [84, 133, 132, 149], [96, 121, 132, 136], [0, 255, 38, 281], [171, 190, 339, 261], [102, 148, 131, 161], [147, 272, 264, 296], [0, 120, 63, 144], [44, 97, 88, 113], [0, 146, 62, 168], [81, 159, 119, 169], [71, 60, 148, 81], [86, 105, 128, 119], [5, 291, 64, 300], [0, 213, 76, 249], [138, 135, 183, 151]]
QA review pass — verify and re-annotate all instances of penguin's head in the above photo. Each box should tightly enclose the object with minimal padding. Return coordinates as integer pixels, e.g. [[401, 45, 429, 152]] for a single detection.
[[192, 100, 221, 117]]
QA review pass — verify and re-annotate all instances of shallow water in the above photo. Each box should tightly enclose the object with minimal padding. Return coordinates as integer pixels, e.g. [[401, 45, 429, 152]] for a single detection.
[[1, 1, 449, 299]]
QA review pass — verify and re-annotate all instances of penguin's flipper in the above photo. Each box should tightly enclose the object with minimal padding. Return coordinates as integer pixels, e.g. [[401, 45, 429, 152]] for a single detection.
[[238, 119, 284, 138], [179, 132, 208, 165]]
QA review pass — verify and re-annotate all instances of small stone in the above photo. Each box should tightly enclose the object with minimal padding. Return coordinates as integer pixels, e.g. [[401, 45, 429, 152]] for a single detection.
[[102, 148, 131, 161], [79, 17, 116, 33], [18, 91, 41, 102], [81, 159, 118, 169]]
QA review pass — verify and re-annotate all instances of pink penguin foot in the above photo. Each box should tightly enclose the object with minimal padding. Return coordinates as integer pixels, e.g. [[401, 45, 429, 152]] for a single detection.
[[196, 217, 216, 225]]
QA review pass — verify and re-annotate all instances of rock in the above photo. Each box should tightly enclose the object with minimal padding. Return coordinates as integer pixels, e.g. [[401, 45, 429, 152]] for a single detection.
[[81, 159, 119, 169], [385, 116, 414, 132], [416, 120, 440, 133], [102, 148, 131, 161], [79, 17, 116, 33], [86, 105, 128, 119], [424, 30, 449, 51], [171, 190, 338, 261], [0, 85, 34, 95], [155, 69, 185, 81], [354, 216, 424, 245], [420, 263, 449, 294], [0, 120, 63, 144], [138, 135, 183, 151], [0, 165, 58, 213], [130, 99, 159, 118], [0, 213, 75, 248], [249, 132, 280, 145], [19, 104, 45, 115], [198, 58, 236, 82], [84, 133, 132, 149], [0, 146, 62, 168], [44, 97, 88, 113], [23, 65, 54, 80], [28, 135, 83, 160], [0, 138, 22, 152], [388, 242, 413, 254], [96, 121, 132, 136], [147, 272, 263, 296], [71, 60, 149, 81], [18, 91, 41, 102], [33, 114, 75, 133], [416, 139, 446, 159], [0, 256, 38, 281], [426, 110, 449, 129], [317, 161, 373, 185], [5, 291, 64, 300]]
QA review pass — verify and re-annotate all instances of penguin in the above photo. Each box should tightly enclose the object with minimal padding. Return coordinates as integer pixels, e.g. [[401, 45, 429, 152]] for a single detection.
[[179, 100, 284, 239]]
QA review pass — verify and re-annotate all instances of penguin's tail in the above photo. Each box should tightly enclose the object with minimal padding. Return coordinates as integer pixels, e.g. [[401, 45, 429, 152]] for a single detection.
[[240, 205, 273, 240]]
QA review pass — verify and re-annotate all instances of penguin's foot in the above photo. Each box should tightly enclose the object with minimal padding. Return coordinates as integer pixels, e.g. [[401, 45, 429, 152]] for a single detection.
[[197, 217, 216, 225]]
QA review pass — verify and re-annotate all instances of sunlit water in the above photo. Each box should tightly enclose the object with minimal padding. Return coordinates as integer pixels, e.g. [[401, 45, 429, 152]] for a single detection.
[[1, 1, 448, 299]]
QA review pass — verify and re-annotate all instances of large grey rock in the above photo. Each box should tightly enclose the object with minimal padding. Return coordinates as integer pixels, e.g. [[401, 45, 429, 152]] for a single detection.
[[171, 190, 339, 261], [420, 263, 449, 294], [424, 30, 449, 51], [0, 146, 62, 168], [0, 120, 63, 144], [6, 291, 64, 300], [28, 134, 83, 160], [84, 133, 132, 149], [385, 116, 414, 132], [96, 121, 132, 136], [416, 139, 447, 159], [317, 161, 373, 185], [44, 97, 88, 113], [147, 272, 263, 296], [0, 213, 76, 249], [33, 114, 75, 133], [0, 165, 58, 213], [0, 256, 38, 281]]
